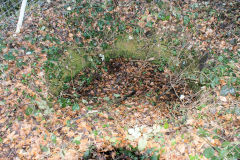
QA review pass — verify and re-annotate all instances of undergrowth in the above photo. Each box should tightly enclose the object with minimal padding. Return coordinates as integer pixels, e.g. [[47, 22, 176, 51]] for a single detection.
[[41, 1, 240, 158], [0, 0, 239, 159]]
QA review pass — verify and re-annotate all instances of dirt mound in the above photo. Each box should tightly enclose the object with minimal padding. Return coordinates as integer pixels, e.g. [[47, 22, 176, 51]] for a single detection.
[[63, 58, 196, 107]]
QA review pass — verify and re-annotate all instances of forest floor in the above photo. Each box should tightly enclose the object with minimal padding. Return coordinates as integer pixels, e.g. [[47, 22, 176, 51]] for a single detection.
[[0, 0, 240, 159]]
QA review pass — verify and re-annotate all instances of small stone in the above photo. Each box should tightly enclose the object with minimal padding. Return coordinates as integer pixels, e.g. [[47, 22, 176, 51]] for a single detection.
[[219, 96, 227, 102], [186, 118, 194, 125], [26, 51, 32, 55], [128, 128, 135, 135], [99, 54, 105, 61], [128, 35, 133, 40], [180, 95, 185, 100], [148, 57, 155, 61]]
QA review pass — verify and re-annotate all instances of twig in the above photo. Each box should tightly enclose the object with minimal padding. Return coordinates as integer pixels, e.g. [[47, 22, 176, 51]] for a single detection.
[[157, 85, 173, 99], [201, 137, 220, 153], [169, 74, 186, 107], [7, 149, 14, 158], [115, 90, 136, 104]]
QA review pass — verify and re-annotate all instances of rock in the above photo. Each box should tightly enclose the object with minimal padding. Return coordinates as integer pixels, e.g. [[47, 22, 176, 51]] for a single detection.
[[186, 118, 194, 125], [128, 128, 135, 135], [219, 96, 227, 102]]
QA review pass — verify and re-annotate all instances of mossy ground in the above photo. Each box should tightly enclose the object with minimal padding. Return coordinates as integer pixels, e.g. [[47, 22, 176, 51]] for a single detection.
[[48, 34, 201, 96], [47, 48, 88, 95], [1, 0, 239, 159]]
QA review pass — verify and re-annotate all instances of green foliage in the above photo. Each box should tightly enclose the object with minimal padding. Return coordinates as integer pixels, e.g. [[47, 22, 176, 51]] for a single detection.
[[203, 147, 215, 159], [183, 15, 190, 26], [0, 40, 6, 52], [163, 122, 169, 129], [198, 51, 239, 89], [158, 10, 170, 21], [113, 94, 121, 98], [73, 136, 81, 145], [197, 128, 209, 137], [40, 145, 49, 152], [199, 129, 240, 159], [220, 85, 236, 96], [0, 64, 8, 77], [189, 154, 201, 160], [25, 106, 34, 116], [72, 103, 80, 111], [58, 98, 72, 108], [3, 51, 16, 61], [0, 0, 21, 17], [66, 0, 144, 51], [44, 46, 89, 96], [203, 142, 240, 160], [51, 134, 57, 144]]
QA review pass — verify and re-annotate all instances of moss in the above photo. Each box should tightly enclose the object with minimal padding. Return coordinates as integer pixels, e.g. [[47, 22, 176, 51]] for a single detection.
[[47, 34, 202, 96], [103, 34, 172, 64], [48, 48, 89, 96], [187, 80, 202, 93]]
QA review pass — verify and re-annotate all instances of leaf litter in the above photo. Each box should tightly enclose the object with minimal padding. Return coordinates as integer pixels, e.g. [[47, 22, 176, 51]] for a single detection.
[[64, 57, 195, 108], [0, 0, 239, 159]]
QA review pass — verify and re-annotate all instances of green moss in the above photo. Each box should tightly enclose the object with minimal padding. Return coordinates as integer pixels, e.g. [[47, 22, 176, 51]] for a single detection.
[[47, 48, 89, 96], [103, 34, 172, 64], [47, 34, 201, 96]]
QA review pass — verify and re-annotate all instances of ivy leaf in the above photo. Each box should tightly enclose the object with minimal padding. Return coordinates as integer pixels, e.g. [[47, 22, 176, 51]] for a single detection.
[[183, 15, 190, 26], [103, 97, 110, 101], [83, 149, 91, 159], [72, 103, 80, 111], [97, 20, 104, 30], [58, 98, 70, 108], [220, 85, 236, 96], [0, 101, 5, 105], [113, 94, 121, 98], [210, 77, 219, 88], [82, 99, 88, 104], [203, 147, 215, 158], [73, 136, 81, 145], [25, 106, 33, 116], [219, 148, 228, 158], [3, 52, 16, 60], [40, 145, 49, 152], [218, 56, 224, 62], [197, 128, 209, 137], [51, 134, 57, 144], [220, 85, 229, 96], [151, 154, 159, 160], [164, 122, 169, 129]]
